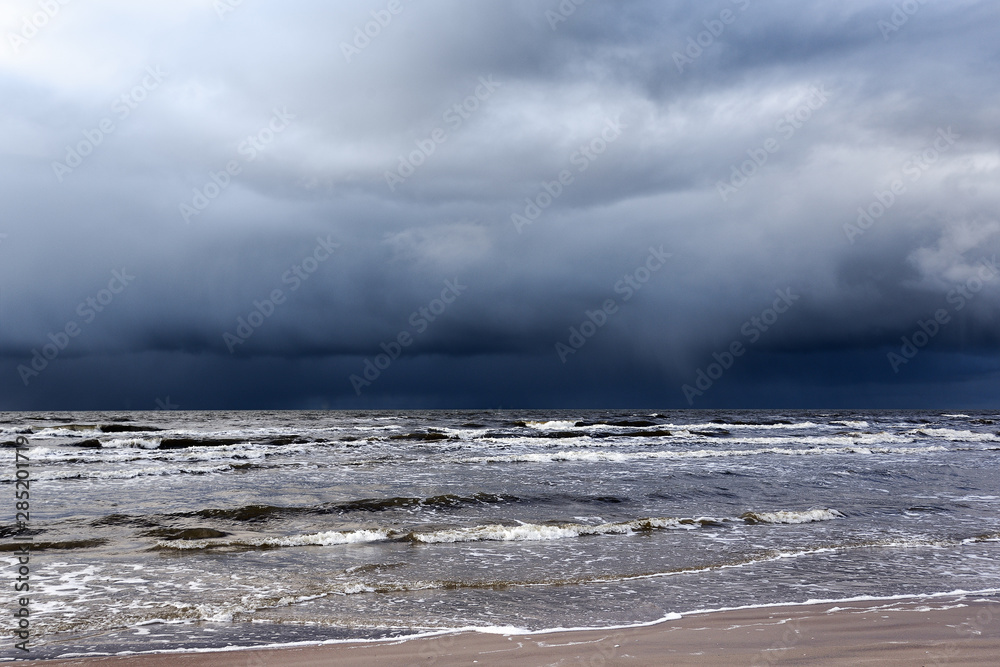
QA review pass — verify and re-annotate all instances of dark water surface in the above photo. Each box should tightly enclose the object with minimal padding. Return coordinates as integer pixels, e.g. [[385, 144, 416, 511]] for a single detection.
[[3, 409, 999, 659]]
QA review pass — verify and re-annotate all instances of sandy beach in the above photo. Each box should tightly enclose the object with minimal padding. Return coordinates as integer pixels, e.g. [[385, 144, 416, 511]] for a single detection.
[[35, 595, 1000, 666]]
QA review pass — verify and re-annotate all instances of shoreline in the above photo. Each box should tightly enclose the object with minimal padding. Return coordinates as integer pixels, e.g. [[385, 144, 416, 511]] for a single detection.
[[32, 594, 1000, 666]]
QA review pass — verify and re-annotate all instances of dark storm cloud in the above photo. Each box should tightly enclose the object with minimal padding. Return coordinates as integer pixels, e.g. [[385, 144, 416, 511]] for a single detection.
[[2, 0, 999, 409]]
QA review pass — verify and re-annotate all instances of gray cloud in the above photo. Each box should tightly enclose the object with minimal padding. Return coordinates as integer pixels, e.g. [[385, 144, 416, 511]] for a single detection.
[[2, 0, 999, 409]]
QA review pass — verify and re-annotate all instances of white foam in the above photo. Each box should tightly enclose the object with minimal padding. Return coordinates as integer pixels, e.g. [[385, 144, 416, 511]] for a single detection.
[[63, 613, 690, 657], [475, 431, 921, 453], [912, 428, 998, 442], [161, 515, 719, 551], [412, 517, 695, 544], [32, 588, 971, 657], [663, 421, 823, 430], [100, 437, 162, 449], [742, 509, 845, 524], [523, 420, 579, 430], [159, 528, 392, 550], [679, 588, 1000, 619], [830, 420, 869, 428], [263, 529, 391, 547], [465, 445, 947, 464], [341, 582, 376, 595], [35, 463, 236, 481]]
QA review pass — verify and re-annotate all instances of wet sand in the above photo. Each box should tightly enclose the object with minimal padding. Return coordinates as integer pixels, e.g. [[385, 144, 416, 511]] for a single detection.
[[36, 596, 1000, 666]]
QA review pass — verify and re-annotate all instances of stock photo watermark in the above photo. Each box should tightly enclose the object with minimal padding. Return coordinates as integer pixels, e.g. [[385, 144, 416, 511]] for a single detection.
[[349, 278, 467, 395], [7, 0, 71, 55], [843, 126, 959, 244], [16, 269, 135, 386], [556, 246, 671, 363], [878, 0, 928, 40], [11, 434, 32, 653], [223, 235, 339, 353], [673, 0, 752, 73], [384, 75, 502, 192], [925, 599, 1000, 666], [887, 255, 997, 373], [545, 0, 588, 31], [214, 0, 244, 21], [340, 0, 412, 63], [717, 84, 829, 202], [51, 66, 167, 182], [749, 619, 802, 666], [511, 117, 625, 234], [682, 288, 799, 404], [179, 107, 294, 223]]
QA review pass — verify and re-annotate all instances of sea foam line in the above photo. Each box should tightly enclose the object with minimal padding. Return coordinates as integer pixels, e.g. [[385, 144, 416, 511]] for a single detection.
[[47, 588, 1000, 660], [461, 445, 948, 464]]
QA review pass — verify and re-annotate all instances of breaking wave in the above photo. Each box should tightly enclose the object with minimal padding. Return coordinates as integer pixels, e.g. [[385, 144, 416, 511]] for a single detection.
[[740, 509, 845, 524], [911, 428, 998, 442], [152, 512, 831, 550], [464, 445, 948, 464], [409, 517, 716, 544]]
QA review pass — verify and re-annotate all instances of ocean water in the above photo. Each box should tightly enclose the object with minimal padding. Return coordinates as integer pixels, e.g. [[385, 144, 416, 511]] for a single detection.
[[3, 409, 1000, 659]]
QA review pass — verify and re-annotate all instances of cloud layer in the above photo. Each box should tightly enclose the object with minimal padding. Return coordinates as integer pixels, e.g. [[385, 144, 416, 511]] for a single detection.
[[2, 0, 999, 409]]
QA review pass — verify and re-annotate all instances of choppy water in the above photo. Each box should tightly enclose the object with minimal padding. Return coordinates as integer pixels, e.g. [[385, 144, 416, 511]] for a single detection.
[[3, 409, 1000, 659]]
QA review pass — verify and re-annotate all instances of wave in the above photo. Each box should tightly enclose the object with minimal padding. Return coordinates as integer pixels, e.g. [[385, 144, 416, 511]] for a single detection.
[[156, 528, 392, 550], [91, 513, 160, 528], [26, 566, 1000, 641], [38, 424, 100, 432], [707, 420, 822, 429], [470, 431, 930, 451], [269, 529, 392, 547], [81, 436, 251, 450], [180, 493, 519, 523], [0, 538, 107, 551], [464, 445, 948, 464], [32, 463, 241, 481], [388, 432, 452, 441], [961, 531, 1000, 544], [518, 419, 824, 433], [145, 528, 230, 540], [409, 517, 716, 544], [531, 430, 591, 439], [573, 420, 660, 428], [332, 492, 517, 513], [98, 424, 162, 433], [740, 509, 845, 524], [52, 435, 311, 451], [911, 428, 998, 442], [148, 533, 994, 611], [518, 420, 578, 429], [100, 437, 163, 449], [152, 510, 836, 551], [698, 433, 913, 446]]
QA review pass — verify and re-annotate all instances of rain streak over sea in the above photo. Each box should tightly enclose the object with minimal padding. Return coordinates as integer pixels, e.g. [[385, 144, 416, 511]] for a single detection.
[[3, 409, 1000, 658]]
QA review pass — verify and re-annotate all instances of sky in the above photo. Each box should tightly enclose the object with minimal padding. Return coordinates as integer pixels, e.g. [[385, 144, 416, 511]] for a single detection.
[[1, 0, 999, 410]]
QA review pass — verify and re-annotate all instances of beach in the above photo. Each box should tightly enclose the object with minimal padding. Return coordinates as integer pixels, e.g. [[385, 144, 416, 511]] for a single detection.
[[5, 409, 1000, 658], [33, 596, 1000, 666]]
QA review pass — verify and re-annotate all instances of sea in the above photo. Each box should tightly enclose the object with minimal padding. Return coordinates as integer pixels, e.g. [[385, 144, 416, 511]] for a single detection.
[[3, 409, 1000, 659]]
